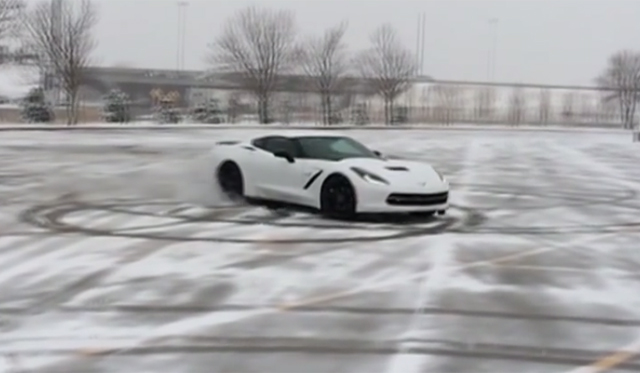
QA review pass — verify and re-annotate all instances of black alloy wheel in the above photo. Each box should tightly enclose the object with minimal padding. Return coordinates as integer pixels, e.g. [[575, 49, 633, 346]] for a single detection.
[[217, 162, 244, 200], [320, 174, 357, 219]]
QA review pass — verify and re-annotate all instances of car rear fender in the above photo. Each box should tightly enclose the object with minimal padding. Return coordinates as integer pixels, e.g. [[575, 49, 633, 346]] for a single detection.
[[209, 141, 260, 195]]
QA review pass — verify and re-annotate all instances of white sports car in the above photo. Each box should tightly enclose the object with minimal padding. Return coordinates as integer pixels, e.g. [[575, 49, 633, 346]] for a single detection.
[[210, 132, 449, 218]]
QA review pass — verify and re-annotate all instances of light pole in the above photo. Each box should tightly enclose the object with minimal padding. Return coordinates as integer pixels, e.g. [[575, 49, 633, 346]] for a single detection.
[[177, 1, 188, 71], [487, 18, 498, 82]]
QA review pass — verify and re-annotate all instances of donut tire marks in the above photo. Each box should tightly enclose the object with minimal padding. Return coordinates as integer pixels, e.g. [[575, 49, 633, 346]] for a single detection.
[[19, 200, 463, 244], [19, 193, 640, 239], [449, 183, 640, 234], [60, 303, 640, 326], [15, 336, 640, 371], [452, 182, 639, 211]]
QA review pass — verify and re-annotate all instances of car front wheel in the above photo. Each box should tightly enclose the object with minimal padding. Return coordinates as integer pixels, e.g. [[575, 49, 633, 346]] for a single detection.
[[320, 174, 357, 219]]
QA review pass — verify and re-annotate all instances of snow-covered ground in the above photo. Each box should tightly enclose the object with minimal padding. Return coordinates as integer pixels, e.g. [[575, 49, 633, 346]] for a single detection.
[[1, 127, 640, 373]]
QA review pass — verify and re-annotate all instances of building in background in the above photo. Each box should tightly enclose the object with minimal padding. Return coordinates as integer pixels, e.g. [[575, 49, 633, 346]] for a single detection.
[[71, 65, 620, 125]]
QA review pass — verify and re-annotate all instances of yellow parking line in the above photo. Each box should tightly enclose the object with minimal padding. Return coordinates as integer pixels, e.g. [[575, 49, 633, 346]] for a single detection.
[[278, 232, 625, 310], [491, 264, 596, 274], [590, 350, 638, 371], [279, 245, 557, 310]]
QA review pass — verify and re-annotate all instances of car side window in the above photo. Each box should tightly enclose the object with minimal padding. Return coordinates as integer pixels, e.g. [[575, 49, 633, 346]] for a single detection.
[[253, 137, 297, 156], [251, 137, 270, 151], [265, 137, 297, 155]]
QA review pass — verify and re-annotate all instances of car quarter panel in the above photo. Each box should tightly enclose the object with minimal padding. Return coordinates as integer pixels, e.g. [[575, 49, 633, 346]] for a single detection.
[[210, 142, 264, 197]]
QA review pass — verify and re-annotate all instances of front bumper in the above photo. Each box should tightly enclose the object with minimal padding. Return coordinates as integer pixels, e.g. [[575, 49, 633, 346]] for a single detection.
[[355, 181, 450, 213]]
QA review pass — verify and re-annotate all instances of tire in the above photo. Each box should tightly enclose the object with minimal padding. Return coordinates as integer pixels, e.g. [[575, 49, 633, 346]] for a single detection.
[[320, 174, 357, 219], [217, 161, 244, 201]]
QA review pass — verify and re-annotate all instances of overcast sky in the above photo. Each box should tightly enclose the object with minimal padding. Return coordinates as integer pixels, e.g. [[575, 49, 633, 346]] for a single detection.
[[80, 0, 640, 85]]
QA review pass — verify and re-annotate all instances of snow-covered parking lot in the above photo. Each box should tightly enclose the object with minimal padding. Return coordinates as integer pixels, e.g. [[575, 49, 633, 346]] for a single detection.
[[1, 126, 640, 373]]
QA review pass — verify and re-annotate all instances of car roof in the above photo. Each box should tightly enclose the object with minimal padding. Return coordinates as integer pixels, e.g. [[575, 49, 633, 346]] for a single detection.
[[257, 131, 349, 139]]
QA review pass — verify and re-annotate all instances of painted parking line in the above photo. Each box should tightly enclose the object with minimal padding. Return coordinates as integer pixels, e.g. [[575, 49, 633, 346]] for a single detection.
[[564, 339, 640, 373], [278, 233, 618, 310]]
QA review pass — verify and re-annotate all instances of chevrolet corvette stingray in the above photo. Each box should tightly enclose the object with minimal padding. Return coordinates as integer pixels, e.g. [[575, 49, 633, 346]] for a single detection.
[[209, 132, 449, 218]]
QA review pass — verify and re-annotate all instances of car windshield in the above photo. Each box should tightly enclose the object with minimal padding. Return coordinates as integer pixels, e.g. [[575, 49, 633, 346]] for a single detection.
[[293, 136, 377, 161]]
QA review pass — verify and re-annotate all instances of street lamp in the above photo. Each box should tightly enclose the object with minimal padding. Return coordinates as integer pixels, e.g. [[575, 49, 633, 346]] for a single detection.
[[487, 18, 498, 82], [176, 1, 188, 71]]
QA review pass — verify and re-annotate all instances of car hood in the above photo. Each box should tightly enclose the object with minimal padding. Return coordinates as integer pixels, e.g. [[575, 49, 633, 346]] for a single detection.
[[339, 157, 443, 185]]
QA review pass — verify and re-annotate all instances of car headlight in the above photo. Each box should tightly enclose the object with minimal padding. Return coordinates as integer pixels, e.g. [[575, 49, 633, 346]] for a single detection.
[[351, 167, 389, 185], [433, 168, 446, 181]]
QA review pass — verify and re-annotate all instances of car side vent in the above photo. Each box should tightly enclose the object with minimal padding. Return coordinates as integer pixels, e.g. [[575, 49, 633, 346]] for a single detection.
[[216, 141, 240, 145], [385, 166, 409, 171]]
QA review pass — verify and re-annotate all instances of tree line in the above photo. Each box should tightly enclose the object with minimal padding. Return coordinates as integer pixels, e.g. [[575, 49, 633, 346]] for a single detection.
[[597, 50, 640, 129], [0, 0, 638, 127], [208, 7, 417, 125], [0, 0, 96, 125], [0, 1, 418, 125]]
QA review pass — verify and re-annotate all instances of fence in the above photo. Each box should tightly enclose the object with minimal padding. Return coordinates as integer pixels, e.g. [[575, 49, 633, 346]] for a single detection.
[[0, 80, 629, 127], [276, 82, 625, 127]]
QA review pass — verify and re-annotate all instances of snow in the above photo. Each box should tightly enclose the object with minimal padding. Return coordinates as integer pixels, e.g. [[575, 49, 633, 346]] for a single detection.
[[0, 127, 639, 372], [386, 234, 457, 373]]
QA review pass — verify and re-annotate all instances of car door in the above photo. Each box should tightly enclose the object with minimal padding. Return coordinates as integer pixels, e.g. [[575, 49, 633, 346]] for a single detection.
[[251, 136, 305, 203]]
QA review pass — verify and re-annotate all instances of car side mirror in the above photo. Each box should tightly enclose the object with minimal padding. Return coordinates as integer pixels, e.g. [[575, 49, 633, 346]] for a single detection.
[[273, 151, 295, 163], [373, 150, 382, 157]]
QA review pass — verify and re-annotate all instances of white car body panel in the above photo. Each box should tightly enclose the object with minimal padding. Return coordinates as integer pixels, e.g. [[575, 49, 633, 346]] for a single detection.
[[208, 133, 449, 214]]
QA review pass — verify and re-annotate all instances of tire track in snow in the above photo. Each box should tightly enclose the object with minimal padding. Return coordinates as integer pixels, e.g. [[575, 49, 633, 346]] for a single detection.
[[386, 139, 486, 373], [385, 235, 457, 373]]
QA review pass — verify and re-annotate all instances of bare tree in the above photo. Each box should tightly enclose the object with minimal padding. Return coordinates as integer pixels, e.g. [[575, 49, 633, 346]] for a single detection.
[[473, 87, 495, 121], [208, 6, 297, 124], [597, 92, 618, 124], [424, 85, 437, 123], [485, 87, 497, 122], [296, 22, 349, 125], [579, 93, 594, 123], [597, 50, 640, 129], [538, 89, 550, 124], [561, 91, 575, 123], [457, 87, 469, 121], [473, 87, 484, 121], [416, 85, 430, 122], [508, 87, 526, 125], [355, 24, 417, 125], [22, 0, 97, 125], [226, 91, 241, 124], [433, 84, 460, 125], [0, 0, 23, 43]]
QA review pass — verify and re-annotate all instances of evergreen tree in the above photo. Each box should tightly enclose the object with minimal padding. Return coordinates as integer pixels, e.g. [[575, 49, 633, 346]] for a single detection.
[[351, 103, 369, 125], [192, 98, 224, 124], [102, 89, 131, 123], [329, 111, 343, 125], [155, 97, 181, 124], [392, 106, 408, 124], [21, 87, 54, 123]]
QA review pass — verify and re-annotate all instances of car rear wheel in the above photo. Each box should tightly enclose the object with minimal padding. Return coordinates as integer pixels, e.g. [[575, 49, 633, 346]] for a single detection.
[[217, 161, 244, 201], [320, 174, 357, 219]]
